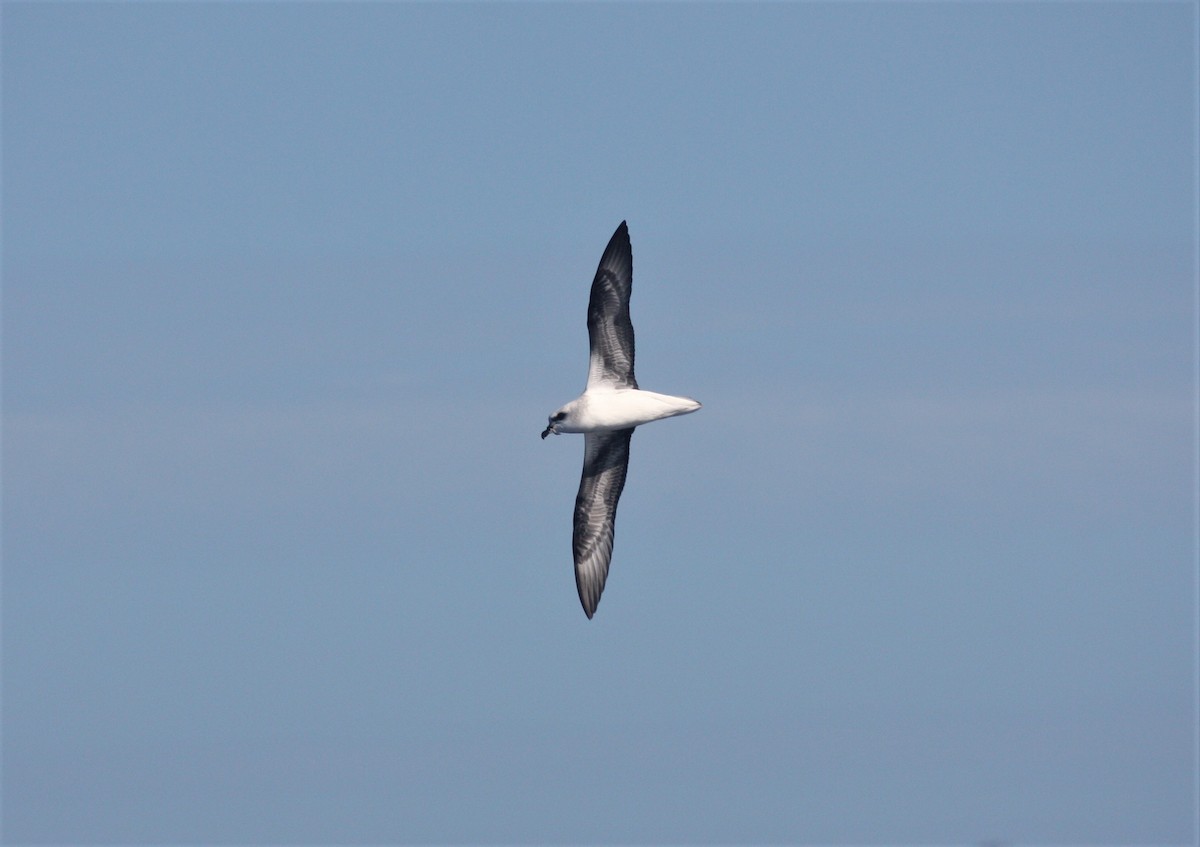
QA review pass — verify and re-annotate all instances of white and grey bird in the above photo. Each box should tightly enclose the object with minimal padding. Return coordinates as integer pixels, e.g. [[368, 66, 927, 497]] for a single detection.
[[542, 221, 701, 619]]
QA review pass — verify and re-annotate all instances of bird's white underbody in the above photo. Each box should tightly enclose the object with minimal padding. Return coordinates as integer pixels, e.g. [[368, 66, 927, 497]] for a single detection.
[[542, 388, 700, 436]]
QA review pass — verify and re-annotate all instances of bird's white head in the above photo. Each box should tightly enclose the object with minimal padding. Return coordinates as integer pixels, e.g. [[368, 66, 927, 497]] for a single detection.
[[541, 406, 570, 439]]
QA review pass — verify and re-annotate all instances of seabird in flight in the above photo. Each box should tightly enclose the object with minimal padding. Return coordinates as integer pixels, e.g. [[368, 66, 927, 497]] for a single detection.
[[542, 221, 701, 618]]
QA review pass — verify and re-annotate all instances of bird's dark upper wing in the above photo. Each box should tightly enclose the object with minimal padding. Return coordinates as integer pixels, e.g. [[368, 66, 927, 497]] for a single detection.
[[585, 221, 637, 390], [573, 428, 634, 618]]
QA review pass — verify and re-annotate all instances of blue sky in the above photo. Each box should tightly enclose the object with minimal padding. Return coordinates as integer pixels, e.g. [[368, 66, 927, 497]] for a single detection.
[[2, 2, 1195, 843]]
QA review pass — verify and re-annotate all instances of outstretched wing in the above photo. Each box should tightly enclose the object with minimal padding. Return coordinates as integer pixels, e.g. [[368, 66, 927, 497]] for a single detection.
[[573, 428, 634, 618], [585, 221, 638, 390]]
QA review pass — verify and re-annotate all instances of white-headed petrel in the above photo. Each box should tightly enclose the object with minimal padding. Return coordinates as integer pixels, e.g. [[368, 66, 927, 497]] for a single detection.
[[542, 222, 701, 618]]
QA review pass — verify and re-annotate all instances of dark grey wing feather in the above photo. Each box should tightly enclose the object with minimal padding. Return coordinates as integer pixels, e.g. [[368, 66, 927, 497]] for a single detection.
[[573, 429, 634, 618], [585, 221, 637, 390]]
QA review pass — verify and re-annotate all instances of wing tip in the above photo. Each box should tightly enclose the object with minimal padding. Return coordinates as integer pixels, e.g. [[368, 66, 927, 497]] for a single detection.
[[576, 568, 604, 619], [578, 590, 598, 619], [607, 220, 630, 250], [574, 570, 603, 618]]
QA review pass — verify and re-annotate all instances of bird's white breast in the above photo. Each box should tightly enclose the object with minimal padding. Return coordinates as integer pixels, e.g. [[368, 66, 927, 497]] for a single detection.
[[572, 388, 701, 432]]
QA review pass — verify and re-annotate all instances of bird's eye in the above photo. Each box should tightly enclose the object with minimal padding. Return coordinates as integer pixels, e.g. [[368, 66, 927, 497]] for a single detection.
[[553, 412, 566, 421]]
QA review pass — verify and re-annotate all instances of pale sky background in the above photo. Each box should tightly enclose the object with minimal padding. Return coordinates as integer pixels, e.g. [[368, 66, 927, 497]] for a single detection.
[[2, 2, 1195, 844]]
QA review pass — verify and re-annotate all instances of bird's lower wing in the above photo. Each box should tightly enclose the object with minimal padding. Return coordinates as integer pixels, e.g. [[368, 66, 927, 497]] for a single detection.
[[573, 429, 634, 618]]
